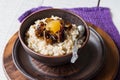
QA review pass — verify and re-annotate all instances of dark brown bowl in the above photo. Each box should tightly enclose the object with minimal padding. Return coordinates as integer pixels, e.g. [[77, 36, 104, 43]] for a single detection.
[[19, 8, 90, 66]]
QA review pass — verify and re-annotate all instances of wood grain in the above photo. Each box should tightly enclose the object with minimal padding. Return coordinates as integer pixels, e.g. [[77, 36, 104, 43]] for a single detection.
[[3, 32, 28, 80], [3, 23, 119, 80]]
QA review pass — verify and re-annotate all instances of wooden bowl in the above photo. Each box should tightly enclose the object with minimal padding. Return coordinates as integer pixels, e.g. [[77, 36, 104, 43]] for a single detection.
[[18, 8, 90, 66]]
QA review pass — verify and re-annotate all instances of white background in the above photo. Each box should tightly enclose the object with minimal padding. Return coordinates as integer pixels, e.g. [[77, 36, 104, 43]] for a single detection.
[[0, 0, 120, 80]]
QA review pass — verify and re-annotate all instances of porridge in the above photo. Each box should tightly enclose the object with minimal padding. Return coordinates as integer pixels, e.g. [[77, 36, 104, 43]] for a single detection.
[[25, 16, 85, 57]]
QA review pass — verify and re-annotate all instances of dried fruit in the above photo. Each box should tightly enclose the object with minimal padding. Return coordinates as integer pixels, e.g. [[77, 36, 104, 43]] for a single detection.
[[35, 18, 72, 44]]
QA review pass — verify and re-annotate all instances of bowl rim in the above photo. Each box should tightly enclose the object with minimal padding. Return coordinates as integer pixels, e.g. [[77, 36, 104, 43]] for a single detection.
[[18, 8, 90, 58]]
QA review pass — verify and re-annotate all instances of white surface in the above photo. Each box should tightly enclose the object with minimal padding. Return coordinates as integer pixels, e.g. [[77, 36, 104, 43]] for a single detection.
[[0, 0, 120, 80]]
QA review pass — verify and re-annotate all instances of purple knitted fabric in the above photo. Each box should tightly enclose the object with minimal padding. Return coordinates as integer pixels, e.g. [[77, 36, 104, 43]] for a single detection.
[[18, 6, 120, 80]]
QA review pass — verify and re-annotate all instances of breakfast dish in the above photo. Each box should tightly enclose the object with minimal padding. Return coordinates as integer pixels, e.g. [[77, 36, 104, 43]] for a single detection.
[[25, 16, 85, 56], [19, 9, 90, 65]]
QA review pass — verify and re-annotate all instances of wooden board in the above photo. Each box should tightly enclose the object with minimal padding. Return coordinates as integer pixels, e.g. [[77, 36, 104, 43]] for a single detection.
[[3, 23, 119, 80]]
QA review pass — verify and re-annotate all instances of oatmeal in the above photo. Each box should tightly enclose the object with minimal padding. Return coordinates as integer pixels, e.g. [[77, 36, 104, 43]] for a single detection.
[[25, 16, 85, 56]]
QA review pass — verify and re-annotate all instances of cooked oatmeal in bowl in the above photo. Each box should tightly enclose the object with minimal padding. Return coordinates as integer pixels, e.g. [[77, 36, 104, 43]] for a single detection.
[[26, 16, 83, 56], [19, 9, 90, 66]]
